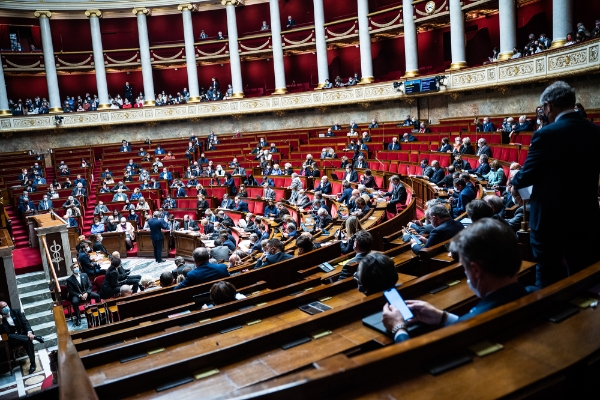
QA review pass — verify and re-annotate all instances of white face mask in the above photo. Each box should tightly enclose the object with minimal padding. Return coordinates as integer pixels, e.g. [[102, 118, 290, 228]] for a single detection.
[[467, 279, 480, 298]]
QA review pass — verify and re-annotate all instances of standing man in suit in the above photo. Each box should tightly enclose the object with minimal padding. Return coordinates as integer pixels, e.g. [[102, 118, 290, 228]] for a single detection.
[[66, 263, 100, 326], [0, 301, 44, 373], [511, 81, 600, 288], [147, 211, 169, 263], [124, 82, 133, 104], [175, 247, 229, 288]]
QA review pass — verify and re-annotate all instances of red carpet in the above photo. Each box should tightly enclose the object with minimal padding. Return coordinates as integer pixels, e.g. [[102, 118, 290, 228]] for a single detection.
[[12, 247, 43, 275]]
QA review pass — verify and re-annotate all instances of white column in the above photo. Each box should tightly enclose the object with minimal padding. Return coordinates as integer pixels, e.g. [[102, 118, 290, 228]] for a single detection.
[[86, 10, 110, 109], [357, 0, 374, 83], [448, 0, 467, 70], [402, 0, 419, 77], [498, 0, 517, 60], [35, 11, 62, 113], [133, 7, 156, 106], [269, 0, 287, 94], [551, 0, 573, 49], [178, 4, 201, 102], [222, 0, 244, 98], [0, 59, 9, 115], [313, 0, 329, 88]]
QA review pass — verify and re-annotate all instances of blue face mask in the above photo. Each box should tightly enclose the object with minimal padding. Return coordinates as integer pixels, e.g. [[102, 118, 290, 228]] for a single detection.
[[74, 268, 80, 275], [2, 306, 9, 315]]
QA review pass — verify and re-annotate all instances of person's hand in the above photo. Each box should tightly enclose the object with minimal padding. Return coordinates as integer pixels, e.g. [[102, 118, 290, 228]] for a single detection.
[[417, 235, 427, 242], [82, 293, 88, 301], [405, 300, 444, 325], [28, 332, 34, 340], [410, 238, 416, 245], [411, 219, 423, 226], [382, 304, 405, 331]]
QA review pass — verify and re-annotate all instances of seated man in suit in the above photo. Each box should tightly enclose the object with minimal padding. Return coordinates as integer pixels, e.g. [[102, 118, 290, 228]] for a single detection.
[[451, 178, 476, 218], [72, 183, 87, 198], [92, 234, 109, 256], [338, 230, 373, 281], [476, 138, 493, 157], [411, 204, 464, 254], [112, 189, 128, 202], [162, 194, 177, 209], [378, 175, 407, 213], [37, 195, 54, 211], [220, 193, 235, 210], [254, 239, 293, 269], [509, 115, 533, 140], [383, 218, 528, 343], [0, 301, 44, 374], [401, 132, 417, 142], [467, 154, 491, 176], [199, 218, 215, 237], [233, 196, 249, 212], [175, 247, 229, 289], [387, 137, 401, 150], [77, 242, 105, 276], [181, 214, 199, 231], [94, 201, 109, 214], [482, 117, 495, 132], [66, 263, 100, 326], [314, 176, 332, 195]]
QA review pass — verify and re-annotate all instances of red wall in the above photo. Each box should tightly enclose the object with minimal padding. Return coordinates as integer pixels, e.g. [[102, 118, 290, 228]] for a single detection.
[[192, 8, 227, 40], [100, 17, 139, 50], [236, 2, 271, 36], [278, 0, 314, 26], [5, 75, 48, 101], [46, 18, 91, 52], [324, 1, 357, 21], [148, 14, 183, 46]]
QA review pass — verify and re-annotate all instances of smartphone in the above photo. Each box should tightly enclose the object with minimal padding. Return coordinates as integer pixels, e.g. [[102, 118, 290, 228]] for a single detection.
[[383, 288, 414, 321]]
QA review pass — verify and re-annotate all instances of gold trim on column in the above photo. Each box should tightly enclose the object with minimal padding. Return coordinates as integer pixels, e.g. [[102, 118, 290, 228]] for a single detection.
[[34, 10, 52, 19], [188, 96, 201, 103], [550, 39, 566, 49], [498, 51, 513, 61], [359, 77, 374, 84], [177, 4, 194, 12], [144, 100, 156, 107], [403, 69, 420, 78], [132, 7, 152, 16], [316, 82, 326, 89], [49, 107, 63, 114], [273, 88, 288, 95], [231, 92, 245, 98], [97, 103, 111, 110], [0, 109, 11, 116], [84, 9, 102, 18], [221, 0, 245, 6], [447, 62, 468, 71]]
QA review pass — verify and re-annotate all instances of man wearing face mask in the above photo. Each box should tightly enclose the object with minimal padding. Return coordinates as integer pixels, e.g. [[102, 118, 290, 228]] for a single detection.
[[66, 263, 100, 326], [382, 218, 528, 343], [77, 242, 105, 276], [339, 230, 373, 281], [0, 301, 44, 373], [37, 195, 53, 211], [253, 239, 293, 270]]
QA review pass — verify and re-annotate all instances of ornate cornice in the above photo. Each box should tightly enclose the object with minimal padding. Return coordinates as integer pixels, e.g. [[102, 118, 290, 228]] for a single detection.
[[132, 7, 152, 16], [34, 10, 52, 19], [84, 9, 103, 18], [177, 4, 195, 12]]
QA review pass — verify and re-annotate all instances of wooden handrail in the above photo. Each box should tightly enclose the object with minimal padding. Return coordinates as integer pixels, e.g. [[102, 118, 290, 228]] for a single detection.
[[41, 234, 61, 297], [54, 306, 99, 400]]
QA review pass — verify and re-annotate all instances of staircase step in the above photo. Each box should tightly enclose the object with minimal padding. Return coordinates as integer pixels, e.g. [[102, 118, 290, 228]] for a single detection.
[[22, 298, 54, 315], [16, 271, 47, 285], [20, 288, 53, 304], [17, 279, 49, 293], [25, 309, 55, 326], [30, 320, 57, 337]]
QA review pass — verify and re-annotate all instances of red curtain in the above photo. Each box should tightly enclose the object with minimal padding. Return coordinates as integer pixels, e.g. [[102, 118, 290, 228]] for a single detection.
[[0, 25, 10, 50], [31, 26, 41, 50]]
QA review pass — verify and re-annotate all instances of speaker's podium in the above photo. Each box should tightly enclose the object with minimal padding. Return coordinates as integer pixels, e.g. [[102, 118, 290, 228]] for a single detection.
[[172, 231, 204, 261], [137, 230, 171, 258], [27, 213, 72, 281]]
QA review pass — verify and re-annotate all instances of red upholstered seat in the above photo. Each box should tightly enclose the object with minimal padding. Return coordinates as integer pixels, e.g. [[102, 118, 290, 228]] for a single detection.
[[92, 275, 105, 294]]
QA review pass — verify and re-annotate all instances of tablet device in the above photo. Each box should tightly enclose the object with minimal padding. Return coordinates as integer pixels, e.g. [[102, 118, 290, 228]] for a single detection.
[[383, 288, 414, 321]]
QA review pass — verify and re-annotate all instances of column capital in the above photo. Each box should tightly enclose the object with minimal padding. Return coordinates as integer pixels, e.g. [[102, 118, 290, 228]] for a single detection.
[[85, 9, 103, 18], [132, 7, 152, 16], [178, 3, 198, 12], [221, 0, 245, 6], [34, 10, 52, 19]]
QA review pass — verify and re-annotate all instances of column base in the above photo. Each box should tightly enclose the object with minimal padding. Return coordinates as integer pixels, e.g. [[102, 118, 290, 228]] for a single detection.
[[316, 82, 326, 89], [550, 39, 566, 49], [498, 52, 513, 61], [447, 62, 468, 71], [403, 70, 420, 78], [231, 92, 245, 99], [97, 103, 111, 110], [49, 108, 63, 114], [144, 100, 156, 107], [272, 88, 288, 95], [359, 77, 374, 84], [188, 96, 201, 103], [0, 109, 11, 116]]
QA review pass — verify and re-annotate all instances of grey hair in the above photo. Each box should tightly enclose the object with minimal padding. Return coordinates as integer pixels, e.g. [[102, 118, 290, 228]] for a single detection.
[[153, 211, 160, 218], [539, 81, 576, 109], [428, 204, 451, 219]]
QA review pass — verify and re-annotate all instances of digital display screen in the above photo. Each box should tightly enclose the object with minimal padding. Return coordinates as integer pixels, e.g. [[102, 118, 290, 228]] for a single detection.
[[420, 77, 439, 93], [404, 80, 421, 94]]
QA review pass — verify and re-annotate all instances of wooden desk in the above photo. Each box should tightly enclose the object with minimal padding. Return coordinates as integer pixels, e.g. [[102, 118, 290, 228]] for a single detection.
[[95, 232, 127, 259], [136, 230, 170, 258], [173, 231, 204, 261]]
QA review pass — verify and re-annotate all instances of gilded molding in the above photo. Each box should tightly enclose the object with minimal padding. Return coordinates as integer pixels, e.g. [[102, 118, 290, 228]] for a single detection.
[[177, 4, 194, 12], [132, 7, 152, 16], [221, 0, 245, 6], [34, 10, 52, 19], [84, 9, 102, 18]]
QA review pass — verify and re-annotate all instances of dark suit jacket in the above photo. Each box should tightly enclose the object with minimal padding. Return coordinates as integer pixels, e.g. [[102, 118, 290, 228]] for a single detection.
[[387, 142, 400, 150], [0, 309, 32, 336], [254, 251, 293, 269], [482, 122, 495, 132], [175, 262, 230, 289], [148, 218, 168, 241], [182, 220, 199, 231], [511, 112, 600, 233], [412, 219, 464, 253], [314, 182, 332, 194], [234, 201, 249, 212], [93, 241, 108, 255], [37, 200, 53, 211], [77, 250, 97, 276], [200, 223, 214, 235], [477, 145, 493, 158], [430, 168, 446, 185], [66, 273, 93, 299], [384, 183, 407, 206]]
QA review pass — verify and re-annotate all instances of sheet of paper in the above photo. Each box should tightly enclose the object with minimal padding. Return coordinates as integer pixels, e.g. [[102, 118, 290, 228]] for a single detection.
[[518, 186, 533, 200]]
